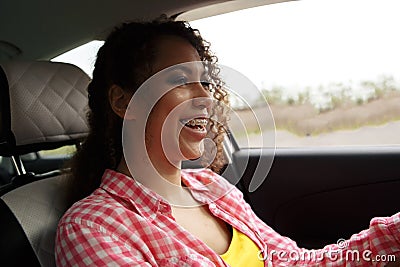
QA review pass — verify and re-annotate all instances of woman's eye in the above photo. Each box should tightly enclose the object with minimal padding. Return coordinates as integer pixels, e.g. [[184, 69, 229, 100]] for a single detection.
[[169, 76, 188, 86]]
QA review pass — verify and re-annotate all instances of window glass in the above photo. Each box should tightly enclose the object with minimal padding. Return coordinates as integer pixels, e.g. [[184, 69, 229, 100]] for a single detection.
[[188, 0, 400, 147], [52, 40, 104, 77], [52, 1, 400, 148], [37, 145, 77, 159]]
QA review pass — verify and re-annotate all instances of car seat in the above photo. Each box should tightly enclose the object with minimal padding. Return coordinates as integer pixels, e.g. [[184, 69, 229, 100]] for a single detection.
[[0, 61, 90, 267]]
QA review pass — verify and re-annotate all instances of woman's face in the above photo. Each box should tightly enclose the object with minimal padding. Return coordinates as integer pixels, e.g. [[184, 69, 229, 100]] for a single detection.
[[144, 36, 213, 165]]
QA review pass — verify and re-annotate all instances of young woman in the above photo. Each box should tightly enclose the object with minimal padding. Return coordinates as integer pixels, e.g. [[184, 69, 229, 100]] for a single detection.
[[55, 19, 399, 266]]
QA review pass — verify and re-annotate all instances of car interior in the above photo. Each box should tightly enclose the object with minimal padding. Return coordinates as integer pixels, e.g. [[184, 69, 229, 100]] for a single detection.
[[1, 0, 399, 266], [0, 61, 90, 266]]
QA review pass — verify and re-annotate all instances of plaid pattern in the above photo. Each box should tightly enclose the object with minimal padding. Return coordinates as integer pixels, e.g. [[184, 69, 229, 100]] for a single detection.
[[56, 169, 400, 266]]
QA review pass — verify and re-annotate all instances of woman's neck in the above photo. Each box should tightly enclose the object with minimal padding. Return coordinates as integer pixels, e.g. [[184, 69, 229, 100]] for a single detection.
[[116, 157, 199, 206], [117, 155, 182, 185]]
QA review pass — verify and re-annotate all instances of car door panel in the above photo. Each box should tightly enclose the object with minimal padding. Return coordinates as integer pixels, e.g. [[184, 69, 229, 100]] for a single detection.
[[230, 147, 400, 248]]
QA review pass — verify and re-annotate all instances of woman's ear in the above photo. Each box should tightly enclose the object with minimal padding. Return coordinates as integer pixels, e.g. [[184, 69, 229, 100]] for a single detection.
[[108, 85, 135, 120]]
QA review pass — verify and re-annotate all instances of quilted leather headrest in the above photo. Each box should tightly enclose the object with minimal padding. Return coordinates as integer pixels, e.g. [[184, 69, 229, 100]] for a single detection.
[[0, 61, 90, 156]]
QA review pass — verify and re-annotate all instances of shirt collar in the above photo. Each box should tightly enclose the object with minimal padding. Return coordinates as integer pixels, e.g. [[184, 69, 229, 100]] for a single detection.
[[100, 169, 165, 221], [100, 168, 233, 220], [181, 168, 234, 204]]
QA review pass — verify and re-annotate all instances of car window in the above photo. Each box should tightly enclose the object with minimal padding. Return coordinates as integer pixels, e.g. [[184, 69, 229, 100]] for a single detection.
[[0, 145, 76, 185], [186, 0, 400, 148], [37, 145, 77, 159], [52, 40, 104, 78], [53, 0, 400, 148]]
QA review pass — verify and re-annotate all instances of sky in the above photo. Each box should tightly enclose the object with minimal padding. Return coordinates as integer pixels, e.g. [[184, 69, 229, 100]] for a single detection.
[[190, 0, 400, 93], [53, 0, 400, 104]]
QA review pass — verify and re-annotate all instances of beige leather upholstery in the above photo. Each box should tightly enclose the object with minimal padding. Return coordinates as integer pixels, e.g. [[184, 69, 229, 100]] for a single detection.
[[1, 174, 70, 267], [0, 61, 90, 266], [0, 61, 89, 153]]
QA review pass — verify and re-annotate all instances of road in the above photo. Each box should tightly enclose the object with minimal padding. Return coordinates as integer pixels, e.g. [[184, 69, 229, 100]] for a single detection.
[[236, 120, 400, 147]]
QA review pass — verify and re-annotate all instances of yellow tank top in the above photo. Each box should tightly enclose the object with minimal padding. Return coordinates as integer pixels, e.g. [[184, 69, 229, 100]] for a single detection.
[[220, 227, 263, 267]]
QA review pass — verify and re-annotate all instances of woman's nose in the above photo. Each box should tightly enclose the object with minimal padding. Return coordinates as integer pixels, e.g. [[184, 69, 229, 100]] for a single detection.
[[192, 83, 213, 109]]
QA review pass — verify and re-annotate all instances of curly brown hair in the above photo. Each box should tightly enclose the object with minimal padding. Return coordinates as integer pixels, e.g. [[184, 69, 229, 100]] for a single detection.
[[68, 19, 230, 201]]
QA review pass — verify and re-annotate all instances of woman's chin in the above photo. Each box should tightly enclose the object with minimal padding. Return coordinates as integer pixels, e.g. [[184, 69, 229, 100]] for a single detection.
[[182, 150, 203, 161], [180, 142, 204, 161]]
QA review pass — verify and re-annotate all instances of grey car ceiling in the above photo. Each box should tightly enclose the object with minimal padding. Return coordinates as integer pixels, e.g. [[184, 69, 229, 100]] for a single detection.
[[0, 0, 291, 61]]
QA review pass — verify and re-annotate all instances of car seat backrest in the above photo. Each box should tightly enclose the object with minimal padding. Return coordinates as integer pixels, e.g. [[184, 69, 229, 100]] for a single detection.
[[1, 174, 70, 267], [0, 61, 89, 156], [0, 61, 90, 267]]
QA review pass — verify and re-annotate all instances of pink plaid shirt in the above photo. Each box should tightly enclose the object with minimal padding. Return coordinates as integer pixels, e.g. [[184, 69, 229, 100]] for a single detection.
[[56, 169, 400, 266]]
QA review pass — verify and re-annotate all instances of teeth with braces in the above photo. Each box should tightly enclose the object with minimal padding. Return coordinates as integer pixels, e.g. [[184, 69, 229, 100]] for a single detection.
[[186, 118, 208, 127]]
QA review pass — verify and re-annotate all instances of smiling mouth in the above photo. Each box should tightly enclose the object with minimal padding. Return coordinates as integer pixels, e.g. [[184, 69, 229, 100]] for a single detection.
[[180, 118, 208, 131]]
